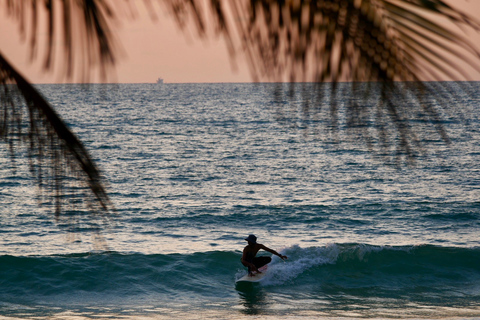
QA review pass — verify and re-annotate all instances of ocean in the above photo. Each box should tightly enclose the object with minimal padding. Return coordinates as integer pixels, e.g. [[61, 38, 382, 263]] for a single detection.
[[0, 82, 479, 319]]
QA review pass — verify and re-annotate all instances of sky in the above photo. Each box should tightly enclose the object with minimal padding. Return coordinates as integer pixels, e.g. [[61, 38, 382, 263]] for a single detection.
[[0, 1, 251, 84], [0, 0, 479, 84]]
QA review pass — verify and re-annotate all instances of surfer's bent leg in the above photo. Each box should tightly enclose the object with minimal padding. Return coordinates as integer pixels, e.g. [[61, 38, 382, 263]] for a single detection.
[[253, 256, 272, 269]]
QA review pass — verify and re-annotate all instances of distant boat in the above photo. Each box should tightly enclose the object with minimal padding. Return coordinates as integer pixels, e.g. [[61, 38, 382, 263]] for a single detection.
[[156, 78, 164, 84]]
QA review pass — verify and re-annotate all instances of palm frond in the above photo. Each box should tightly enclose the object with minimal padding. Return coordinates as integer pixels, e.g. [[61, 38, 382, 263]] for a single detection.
[[0, 0, 121, 216], [3, 0, 119, 81], [160, 0, 480, 161], [0, 51, 112, 215]]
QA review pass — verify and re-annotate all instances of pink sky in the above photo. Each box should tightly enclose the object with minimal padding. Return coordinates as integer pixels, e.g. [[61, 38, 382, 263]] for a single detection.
[[0, 2, 251, 84], [1, 1, 479, 84]]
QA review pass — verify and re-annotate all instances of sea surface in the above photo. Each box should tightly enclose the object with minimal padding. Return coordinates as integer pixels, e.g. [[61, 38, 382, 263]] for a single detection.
[[1, 82, 479, 319]]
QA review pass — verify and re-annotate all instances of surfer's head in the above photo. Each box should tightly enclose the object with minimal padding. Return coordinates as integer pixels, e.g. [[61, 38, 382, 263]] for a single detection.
[[245, 234, 257, 244]]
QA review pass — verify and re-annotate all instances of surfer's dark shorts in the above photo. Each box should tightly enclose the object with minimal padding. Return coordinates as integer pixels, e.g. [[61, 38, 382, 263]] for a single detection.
[[249, 256, 271, 271]]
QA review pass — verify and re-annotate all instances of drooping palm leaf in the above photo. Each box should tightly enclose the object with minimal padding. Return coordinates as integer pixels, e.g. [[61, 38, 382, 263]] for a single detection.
[[0, 52, 112, 215], [3, 0, 118, 80], [1, 0, 119, 215], [160, 0, 480, 161]]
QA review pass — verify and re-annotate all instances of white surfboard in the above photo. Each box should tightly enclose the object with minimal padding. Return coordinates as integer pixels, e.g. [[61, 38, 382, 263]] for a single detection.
[[236, 265, 268, 283]]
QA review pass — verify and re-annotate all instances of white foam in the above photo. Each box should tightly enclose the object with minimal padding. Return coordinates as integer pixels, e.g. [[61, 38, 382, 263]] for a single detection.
[[261, 244, 340, 286]]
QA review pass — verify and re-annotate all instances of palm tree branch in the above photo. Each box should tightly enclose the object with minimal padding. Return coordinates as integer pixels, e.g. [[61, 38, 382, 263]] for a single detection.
[[0, 51, 112, 214], [394, 26, 476, 80], [394, 0, 480, 28], [383, 1, 480, 57], [2, 0, 119, 80], [391, 19, 480, 77]]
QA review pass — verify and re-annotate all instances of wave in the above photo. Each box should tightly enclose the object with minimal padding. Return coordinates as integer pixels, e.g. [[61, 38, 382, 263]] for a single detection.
[[1, 244, 479, 305], [264, 244, 480, 288]]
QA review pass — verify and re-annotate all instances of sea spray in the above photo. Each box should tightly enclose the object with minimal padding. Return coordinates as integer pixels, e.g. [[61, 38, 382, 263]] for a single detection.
[[262, 244, 340, 285]]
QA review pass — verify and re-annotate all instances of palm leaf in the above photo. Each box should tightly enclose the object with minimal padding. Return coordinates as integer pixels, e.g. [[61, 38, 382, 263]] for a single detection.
[[3, 0, 118, 80], [1, 0, 119, 216], [160, 0, 480, 161], [0, 52, 112, 215]]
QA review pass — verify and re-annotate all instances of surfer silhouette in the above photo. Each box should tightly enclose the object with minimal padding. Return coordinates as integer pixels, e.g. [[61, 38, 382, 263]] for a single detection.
[[241, 234, 287, 276]]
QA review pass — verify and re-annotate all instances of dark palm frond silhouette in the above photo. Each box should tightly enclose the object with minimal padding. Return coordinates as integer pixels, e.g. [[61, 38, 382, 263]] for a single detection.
[[162, 0, 480, 161], [0, 52, 112, 216], [1, 0, 480, 216], [1, 0, 119, 215], [3, 0, 118, 80]]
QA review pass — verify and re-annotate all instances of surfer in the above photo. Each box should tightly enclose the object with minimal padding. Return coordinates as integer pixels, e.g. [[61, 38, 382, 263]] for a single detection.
[[241, 234, 287, 276]]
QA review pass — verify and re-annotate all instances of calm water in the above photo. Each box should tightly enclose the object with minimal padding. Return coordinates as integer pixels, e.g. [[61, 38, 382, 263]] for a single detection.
[[1, 83, 479, 319]]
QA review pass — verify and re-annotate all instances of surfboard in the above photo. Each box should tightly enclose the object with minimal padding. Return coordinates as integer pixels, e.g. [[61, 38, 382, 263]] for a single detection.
[[236, 265, 268, 283]]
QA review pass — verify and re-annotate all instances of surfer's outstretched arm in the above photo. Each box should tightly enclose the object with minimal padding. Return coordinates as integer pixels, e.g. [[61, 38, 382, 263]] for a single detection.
[[260, 244, 288, 260]]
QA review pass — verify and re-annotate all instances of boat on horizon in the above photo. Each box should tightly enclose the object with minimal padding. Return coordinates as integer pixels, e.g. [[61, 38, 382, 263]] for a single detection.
[[156, 78, 164, 84]]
